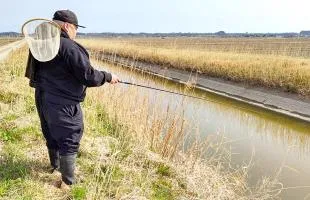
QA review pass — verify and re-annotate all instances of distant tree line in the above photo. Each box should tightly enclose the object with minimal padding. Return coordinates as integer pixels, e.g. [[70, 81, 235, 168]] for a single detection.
[[1, 31, 310, 38], [75, 31, 301, 38], [0, 32, 22, 37]]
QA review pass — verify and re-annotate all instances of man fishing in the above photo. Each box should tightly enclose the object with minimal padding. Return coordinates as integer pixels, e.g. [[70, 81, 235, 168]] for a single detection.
[[25, 9, 120, 189]]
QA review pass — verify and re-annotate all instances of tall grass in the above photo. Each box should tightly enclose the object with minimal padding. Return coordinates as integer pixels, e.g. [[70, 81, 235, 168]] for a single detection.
[[84, 57, 283, 199], [79, 38, 310, 96], [79, 37, 310, 57], [0, 46, 283, 199]]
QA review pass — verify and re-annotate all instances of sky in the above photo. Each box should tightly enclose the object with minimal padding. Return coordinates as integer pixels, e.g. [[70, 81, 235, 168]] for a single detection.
[[1, 0, 310, 33]]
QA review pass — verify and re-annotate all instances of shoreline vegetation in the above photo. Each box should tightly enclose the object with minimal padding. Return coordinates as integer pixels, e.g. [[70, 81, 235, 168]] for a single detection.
[[78, 37, 310, 97], [0, 45, 283, 199]]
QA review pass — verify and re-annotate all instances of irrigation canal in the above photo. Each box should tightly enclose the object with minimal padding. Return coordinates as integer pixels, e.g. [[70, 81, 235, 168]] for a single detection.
[[93, 56, 310, 199]]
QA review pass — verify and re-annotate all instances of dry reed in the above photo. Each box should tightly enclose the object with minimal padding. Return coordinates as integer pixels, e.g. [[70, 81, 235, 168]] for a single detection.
[[79, 38, 310, 96]]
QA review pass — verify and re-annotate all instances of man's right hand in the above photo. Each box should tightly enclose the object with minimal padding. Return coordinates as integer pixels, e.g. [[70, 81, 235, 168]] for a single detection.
[[110, 74, 120, 84]]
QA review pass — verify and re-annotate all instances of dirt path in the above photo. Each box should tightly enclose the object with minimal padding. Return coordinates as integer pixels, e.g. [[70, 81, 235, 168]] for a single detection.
[[0, 39, 25, 62]]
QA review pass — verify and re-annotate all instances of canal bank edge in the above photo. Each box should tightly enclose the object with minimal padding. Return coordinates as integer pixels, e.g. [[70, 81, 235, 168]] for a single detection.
[[94, 52, 310, 123]]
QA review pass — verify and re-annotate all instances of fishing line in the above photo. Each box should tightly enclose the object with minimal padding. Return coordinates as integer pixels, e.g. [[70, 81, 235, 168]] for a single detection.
[[119, 81, 206, 100], [119, 80, 267, 116], [102, 57, 267, 115]]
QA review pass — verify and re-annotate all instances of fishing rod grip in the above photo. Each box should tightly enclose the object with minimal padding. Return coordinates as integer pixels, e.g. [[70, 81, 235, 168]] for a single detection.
[[119, 81, 132, 85]]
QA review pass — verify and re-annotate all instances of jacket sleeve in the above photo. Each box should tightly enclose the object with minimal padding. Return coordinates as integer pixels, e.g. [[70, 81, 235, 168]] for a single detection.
[[65, 46, 112, 87]]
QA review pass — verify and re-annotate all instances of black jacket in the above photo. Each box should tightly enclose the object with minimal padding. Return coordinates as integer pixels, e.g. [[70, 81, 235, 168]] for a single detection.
[[25, 31, 112, 104]]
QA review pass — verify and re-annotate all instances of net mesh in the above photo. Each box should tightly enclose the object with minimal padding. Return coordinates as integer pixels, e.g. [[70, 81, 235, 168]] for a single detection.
[[22, 19, 61, 62]]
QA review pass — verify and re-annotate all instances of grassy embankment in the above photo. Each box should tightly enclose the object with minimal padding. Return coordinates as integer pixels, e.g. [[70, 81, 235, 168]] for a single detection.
[[78, 37, 310, 96], [0, 47, 282, 199]]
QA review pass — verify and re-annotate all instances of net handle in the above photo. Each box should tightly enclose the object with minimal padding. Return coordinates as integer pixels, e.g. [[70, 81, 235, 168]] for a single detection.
[[21, 18, 61, 36]]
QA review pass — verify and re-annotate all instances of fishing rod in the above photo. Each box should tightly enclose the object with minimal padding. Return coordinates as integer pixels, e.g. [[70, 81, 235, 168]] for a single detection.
[[119, 81, 206, 100], [118, 80, 266, 115]]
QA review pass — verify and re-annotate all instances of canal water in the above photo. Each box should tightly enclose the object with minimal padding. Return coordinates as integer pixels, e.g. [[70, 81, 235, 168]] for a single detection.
[[95, 59, 310, 199]]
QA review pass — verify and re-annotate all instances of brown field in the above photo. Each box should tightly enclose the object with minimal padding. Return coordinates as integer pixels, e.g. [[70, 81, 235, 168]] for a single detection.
[[78, 37, 310, 96], [0, 37, 20, 47], [82, 37, 310, 57]]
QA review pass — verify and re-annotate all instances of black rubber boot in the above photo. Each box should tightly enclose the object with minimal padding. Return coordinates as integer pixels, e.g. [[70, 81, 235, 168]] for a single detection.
[[48, 149, 60, 171], [59, 154, 77, 185]]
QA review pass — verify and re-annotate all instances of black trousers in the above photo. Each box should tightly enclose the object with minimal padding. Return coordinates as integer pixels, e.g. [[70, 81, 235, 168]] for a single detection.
[[35, 89, 84, 156]]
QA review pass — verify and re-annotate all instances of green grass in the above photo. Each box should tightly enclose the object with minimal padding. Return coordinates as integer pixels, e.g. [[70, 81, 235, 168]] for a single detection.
[[2, 113, 19, 121], [0, 157, 29, 181], [151, 178, 175, 200], [71, 186, 87, 200], [0, 90, 19, 104], [24, 95, 36, 114], [0, 144, 42, 198], [156, 163, 172, 177], [0, 123, 38, 142]]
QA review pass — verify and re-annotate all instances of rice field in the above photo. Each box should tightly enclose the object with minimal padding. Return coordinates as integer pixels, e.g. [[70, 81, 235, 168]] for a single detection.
[[78, 37, 310, 96]]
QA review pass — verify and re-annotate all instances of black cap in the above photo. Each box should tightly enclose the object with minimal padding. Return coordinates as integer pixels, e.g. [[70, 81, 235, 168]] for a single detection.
[[53, 10, 86, 28]]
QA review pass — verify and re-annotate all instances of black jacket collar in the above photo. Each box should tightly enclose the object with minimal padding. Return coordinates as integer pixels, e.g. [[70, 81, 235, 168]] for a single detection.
[[61, 30, 70, 39]]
